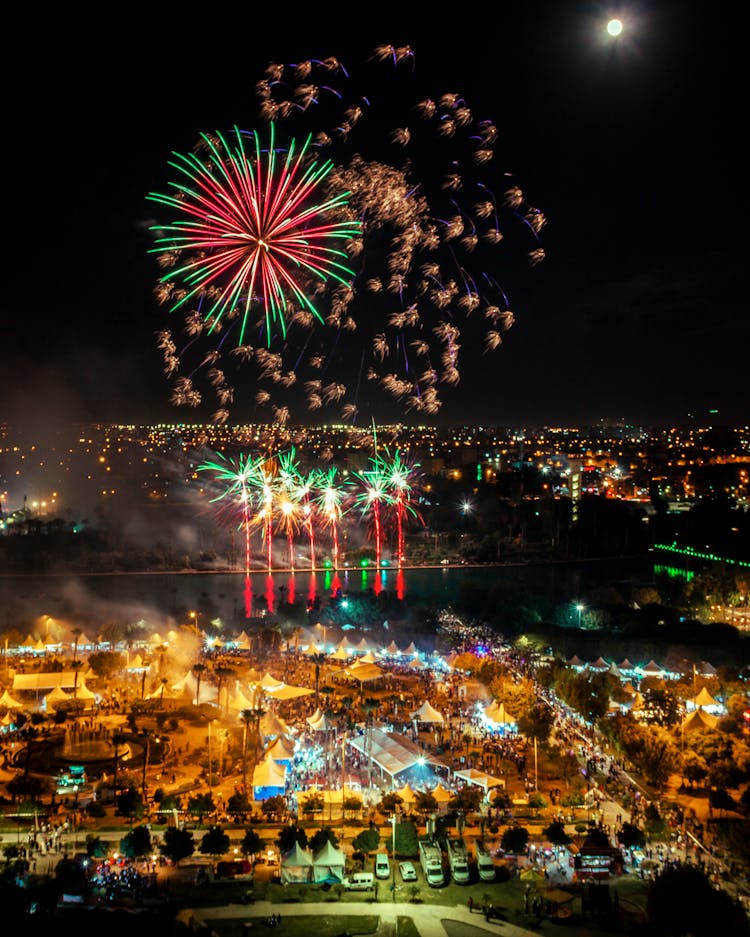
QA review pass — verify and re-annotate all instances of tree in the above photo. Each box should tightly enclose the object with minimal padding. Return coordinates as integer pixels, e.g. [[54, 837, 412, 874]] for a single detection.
[[119, 824, 152, 859], [500, 826, 529, 855], [309, 827, 340, 852], [300, 790, 325, 818], [192, 662, 208, 706], [241, 828, 265, 857], [517, 703, 554, 744], [448, 786, 482, 814], [617, 822, 645, 850], [227, 791, 251, 817], [116, 786, 144, 821], [413, 791, 438, 819], [542, 820, 571, 847], [187, 791, 215, 823], [201, 825, 230, 856], [393, 820, 419, 858], [161, 826, 195, 863], [343, 795, 363, 819], [352, 828, 381, 856], [276, 824, 308, 853], [647, 864, 750, 936], [259, 794, 287, 819]]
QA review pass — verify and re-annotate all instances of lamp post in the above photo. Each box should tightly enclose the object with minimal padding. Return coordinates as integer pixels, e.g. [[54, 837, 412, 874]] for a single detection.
[[390, 814, 398, 903], [576, 603, 585, 628]]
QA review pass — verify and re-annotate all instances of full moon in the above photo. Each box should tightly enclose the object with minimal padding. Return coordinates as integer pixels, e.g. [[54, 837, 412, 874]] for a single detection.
[[607, 18, 623, 37]]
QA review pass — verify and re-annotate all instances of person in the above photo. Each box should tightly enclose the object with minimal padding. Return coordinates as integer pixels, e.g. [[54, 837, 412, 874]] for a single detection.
[[467, 896, 474, 912]]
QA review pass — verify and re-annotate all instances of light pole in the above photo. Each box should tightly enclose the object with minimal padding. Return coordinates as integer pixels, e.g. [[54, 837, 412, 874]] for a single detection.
[[576, 603, 585, 628], [390, 814, 398, 903]]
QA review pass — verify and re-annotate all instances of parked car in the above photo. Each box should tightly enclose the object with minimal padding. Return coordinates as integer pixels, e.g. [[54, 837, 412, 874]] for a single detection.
[[399, 861, 417, 882], [374, 853, 391, 879]]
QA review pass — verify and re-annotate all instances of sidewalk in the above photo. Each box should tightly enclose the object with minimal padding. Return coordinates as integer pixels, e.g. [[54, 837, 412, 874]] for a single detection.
[[180, 900, 548, 937]]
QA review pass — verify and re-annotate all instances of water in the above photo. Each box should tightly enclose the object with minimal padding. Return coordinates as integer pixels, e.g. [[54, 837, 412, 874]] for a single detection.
[[0, 557, 651, 634]]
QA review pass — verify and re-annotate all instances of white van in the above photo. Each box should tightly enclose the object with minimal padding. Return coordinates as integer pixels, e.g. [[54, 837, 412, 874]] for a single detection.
[[345, 871, 374, 890], [374, 853, 391, 879]]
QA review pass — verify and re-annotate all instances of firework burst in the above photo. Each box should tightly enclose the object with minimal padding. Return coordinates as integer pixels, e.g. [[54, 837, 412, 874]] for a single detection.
[[150, 46, 544, 425]]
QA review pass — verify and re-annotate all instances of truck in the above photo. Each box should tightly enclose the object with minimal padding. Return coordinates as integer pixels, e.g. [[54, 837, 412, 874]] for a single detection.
[[418, 838, 445, 887], [447, 837, 470, 884], [473, 839, 496, 882]]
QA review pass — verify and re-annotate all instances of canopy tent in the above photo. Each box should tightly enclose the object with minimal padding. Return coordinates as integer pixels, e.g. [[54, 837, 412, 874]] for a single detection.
[[312, 840, 346, 884], [454, 767, 505, 792], [264, 682, 314, 701], [0, 689, 25, 710], [689, 686, 719, 709], [70, 682, 96, 702], [252, 753, 287, 799], [329, 647, 349, 661], [259, 710, 291, 740], [267, 734, 296, 764], [394, 782, 417, 805], [640, 660, 664, 676], [334, 661, 385, 686], [410, 700, 445, 724], [360, 650, 379, 664], [234, 631, 251, 650], [568, 655, 586, 669], [384, 640, 401, 656], [304, 641, 323, 656], [483, 700, 516, 729], [280, 842, 313, 884], [347, 727, 449, 782], [402, 642, 419, 656], [45, 685, 70, 708], [127, 654, 145, 670], [260, 672, 284, 689], [590, 657, 609, 671], [307, 710, 334, 732], [354, 637, 372, 654], [14, 672, 88, 693], [681, 708, 719, 733], [696, 660, 717, 676], [429, 783, 453, 804]]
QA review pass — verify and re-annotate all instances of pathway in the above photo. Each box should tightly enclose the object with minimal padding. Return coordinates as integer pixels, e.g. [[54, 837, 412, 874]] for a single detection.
[[179, 899, 546, 937]]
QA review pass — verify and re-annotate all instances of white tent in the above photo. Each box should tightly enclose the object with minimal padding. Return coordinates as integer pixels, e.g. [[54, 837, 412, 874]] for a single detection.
[[280, 842, 313, 884], [307, 710, 333, 731], [0, 689, 24, 710], [252, 754, 287, 798], [265, 682, 314, 701], [261, 672, 284, 689], [410, 700, 445, 724], [484, 700, 516, 729], [45, 685, 70, 708], [384, 640, 401, 656], [268, 734, 296, 764], [260, 710, 291, 739], [329, 647, 349, 661], [312, 840, 346, 884], [454, 767, 505, 792]]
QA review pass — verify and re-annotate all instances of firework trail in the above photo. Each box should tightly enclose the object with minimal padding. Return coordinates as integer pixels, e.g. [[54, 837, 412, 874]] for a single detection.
[[149, 46, 545, 425], [314, 466, 348, 570], [352, 453, 391, 568], [381, 447, 423, 567]]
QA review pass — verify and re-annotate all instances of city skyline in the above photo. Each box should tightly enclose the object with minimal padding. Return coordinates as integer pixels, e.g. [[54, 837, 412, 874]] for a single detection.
[[4, 4, 744, 433]]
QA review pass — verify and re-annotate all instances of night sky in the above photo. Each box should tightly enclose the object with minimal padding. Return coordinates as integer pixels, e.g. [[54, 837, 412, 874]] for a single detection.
[[4, 3, 745, 431]]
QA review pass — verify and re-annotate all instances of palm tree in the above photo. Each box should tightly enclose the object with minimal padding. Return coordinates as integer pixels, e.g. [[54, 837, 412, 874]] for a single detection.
[[240, 702, 266, 796], [159, 677, 169, 705], [215, 665, 235, 714], [71, 627, 82, 665], [192, 662, 208, 706]]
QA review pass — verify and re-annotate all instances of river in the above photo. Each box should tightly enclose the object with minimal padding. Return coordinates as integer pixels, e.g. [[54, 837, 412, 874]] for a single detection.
[[0, 556, 652, 634]]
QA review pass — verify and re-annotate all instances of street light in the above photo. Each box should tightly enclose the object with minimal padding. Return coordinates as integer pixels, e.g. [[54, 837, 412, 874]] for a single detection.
[[576, 603, 585, 627], [390, 813, 398, 903]]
